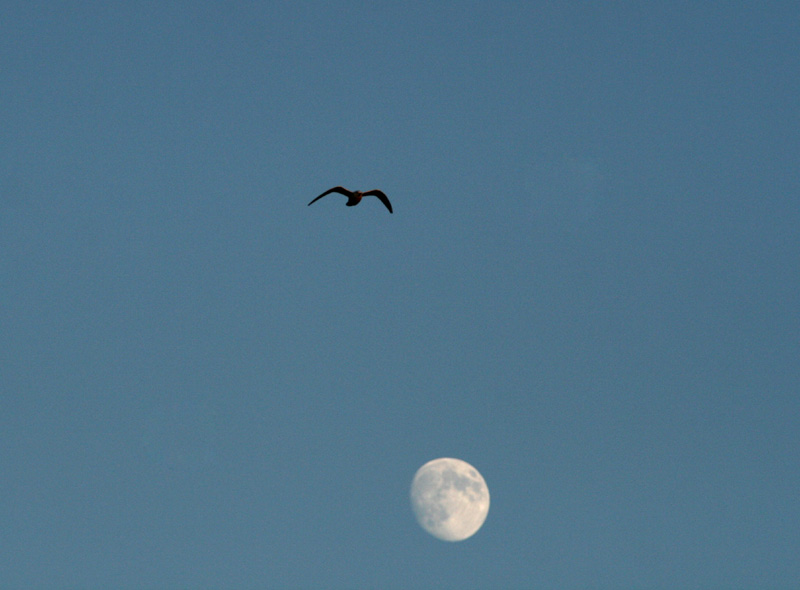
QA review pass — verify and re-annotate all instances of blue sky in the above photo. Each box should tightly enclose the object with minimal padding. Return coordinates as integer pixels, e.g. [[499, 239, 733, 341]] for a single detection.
[[2, 2, 799, 588]]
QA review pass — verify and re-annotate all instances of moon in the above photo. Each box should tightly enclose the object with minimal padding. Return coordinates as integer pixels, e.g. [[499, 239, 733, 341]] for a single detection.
[[410, 457, 490, 542]]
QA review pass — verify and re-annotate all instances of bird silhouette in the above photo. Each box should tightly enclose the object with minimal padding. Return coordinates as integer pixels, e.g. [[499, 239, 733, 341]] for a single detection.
[[308, 186, 393, 213]]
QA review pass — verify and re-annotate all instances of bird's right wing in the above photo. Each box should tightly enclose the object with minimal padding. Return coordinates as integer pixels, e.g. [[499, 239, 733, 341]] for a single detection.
[[363, 189, 393, 213]]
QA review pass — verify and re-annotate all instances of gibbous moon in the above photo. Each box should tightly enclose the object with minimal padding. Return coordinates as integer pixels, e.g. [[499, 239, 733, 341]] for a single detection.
[[410, 457, 490, 542]]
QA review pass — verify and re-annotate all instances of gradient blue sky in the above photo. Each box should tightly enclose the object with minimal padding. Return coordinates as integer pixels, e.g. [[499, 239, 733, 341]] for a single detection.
[[2, 2, 799, 588]]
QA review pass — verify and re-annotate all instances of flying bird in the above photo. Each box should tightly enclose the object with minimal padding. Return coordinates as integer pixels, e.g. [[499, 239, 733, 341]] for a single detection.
[[308, 186, 393, 213]]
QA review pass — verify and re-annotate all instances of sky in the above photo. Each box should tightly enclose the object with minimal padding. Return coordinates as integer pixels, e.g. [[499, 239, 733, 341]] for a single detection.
[[2, 2, 799, 588]]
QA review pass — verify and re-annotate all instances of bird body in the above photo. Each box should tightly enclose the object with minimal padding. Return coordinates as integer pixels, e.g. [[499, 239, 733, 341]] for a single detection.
[[308, 186, 393, 213]]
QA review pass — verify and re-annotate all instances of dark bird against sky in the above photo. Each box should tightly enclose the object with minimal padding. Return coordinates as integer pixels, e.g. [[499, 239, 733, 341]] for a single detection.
[[308, 186, 393, 213]]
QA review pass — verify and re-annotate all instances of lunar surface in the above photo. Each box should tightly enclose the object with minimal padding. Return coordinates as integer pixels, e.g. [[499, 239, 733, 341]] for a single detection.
[[410, 457, 490, 542]]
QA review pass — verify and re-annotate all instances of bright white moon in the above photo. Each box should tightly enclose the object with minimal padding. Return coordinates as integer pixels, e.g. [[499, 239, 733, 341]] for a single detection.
[[410, 457, 490, 542]]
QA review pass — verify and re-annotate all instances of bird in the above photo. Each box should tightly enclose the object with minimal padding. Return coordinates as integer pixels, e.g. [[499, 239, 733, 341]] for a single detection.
[[308, 186, 393, 213]]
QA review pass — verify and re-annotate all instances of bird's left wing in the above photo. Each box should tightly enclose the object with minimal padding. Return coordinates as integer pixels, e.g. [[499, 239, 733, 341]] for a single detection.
[[308, 186, 351, 206]]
